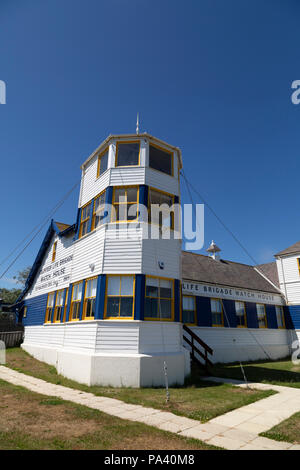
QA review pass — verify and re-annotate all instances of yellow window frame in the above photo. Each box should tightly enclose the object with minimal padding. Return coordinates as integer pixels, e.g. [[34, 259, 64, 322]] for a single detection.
[[91, 190, 106, 231], [104, 274, 135, 320], [70, 281, 83, 322], [181, 294, 197, 325], [111, 186, 139, 223], [23, 306, 27, 318], [53, 289, 64, 323], [97, 147, 109, 178], [297, 258, 300, 276], [52, 242, 57, 262], [148, 142, 174, 177], [144, 275, 175, 322], [115, 140, 141, 168], [148, 187, 175, 231], [235, 301, 247, 328], [82, 276, 98, 320], [79, 201, 92, 239], [211, 298, 224, 327], [256, 303, 268, 328], [45, 292, 55, 324]]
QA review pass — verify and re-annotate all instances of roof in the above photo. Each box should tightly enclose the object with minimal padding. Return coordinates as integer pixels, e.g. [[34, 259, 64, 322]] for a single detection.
[[16, 220, 75, 303], [181, 251, 281, 294], [275, 240, 300, 257], [255, 262, 280, 289], [81, 133, 183, 170]]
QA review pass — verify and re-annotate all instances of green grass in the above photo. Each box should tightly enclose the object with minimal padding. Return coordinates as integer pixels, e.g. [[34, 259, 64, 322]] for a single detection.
[[0, 379, 218, 450], [261, 412, 300, 444], [4, 348, 275, 423], [212, 358, 300, 389]]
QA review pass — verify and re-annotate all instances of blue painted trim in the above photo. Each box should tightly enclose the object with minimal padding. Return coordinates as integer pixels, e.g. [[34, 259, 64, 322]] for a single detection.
[[65, 283, 73, 322], [95, 275, 106, 319], [50, 291, 57, 323], [266, 305, 277, 329], [196, 296, 212, 327], [174, 279, 180, 322], [245, 302, 259, 328], [287, 305, 300, 329], [74, 208, 82, 240], [88, 198, 95, 233], [105, 186, 113, 223], [61, 288, 68, 322], [222, 299, 237, 328], [134, 274, 145, 320], [79, 280, 86, 321]]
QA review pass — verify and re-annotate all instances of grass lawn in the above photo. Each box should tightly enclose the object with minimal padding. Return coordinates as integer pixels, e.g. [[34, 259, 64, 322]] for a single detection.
[[213, 358, 300, 389], [261, 413, 300, 445], [4, 348, 274, 423], [0, 379, 218, 450]]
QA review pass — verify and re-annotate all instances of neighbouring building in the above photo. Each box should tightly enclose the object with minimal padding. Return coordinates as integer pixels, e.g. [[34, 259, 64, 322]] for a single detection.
[[14, 132, 300, 387]]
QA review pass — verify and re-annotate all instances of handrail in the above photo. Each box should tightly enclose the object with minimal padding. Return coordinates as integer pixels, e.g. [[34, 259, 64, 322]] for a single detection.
[[182, 324, 213, 371]]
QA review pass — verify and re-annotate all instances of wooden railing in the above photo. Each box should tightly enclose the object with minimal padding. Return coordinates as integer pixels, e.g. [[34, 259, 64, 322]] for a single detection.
[[0, 331, 24, 348], [182, 324, 213, 372]]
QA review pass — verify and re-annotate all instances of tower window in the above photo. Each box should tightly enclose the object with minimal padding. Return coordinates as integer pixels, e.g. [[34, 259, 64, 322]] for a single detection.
[[116, 142, 140, 167], [70, 282, 83, 321], [92, 190, 106, 230], [148, 189, 175, 230], [45, 292, 55, 323], [149, 144, 173, 176], [256, 303, 267, 328], [54, 289, 64, 323], [105, 275, 134, 319], [83, 277, 97, 320], [235, 301, 247, 327], [97, 148, 109, 177], [79, 202, 92, 238], [112, 186, 139, 222], [145, 276, 174, 321]]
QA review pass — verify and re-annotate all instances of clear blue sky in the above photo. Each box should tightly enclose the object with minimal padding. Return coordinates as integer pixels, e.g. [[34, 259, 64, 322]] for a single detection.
[[1, 0, 300, 289]]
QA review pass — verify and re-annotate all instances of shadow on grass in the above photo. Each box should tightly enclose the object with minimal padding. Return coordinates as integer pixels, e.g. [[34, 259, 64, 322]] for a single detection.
[[211, 359, 300, 387]]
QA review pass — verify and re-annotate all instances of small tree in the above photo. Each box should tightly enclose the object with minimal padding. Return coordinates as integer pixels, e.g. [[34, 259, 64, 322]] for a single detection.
[[13, 266, 31, 287], [0, 288, 22, 305]]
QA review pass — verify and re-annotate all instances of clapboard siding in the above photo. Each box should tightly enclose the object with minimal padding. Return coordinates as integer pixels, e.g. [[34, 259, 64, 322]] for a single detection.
[[95, 322, 139, 353], [276, 254, 300, 304], [142, 238, 181, 279], [109, 167, 146, 187], [145, 168, 180, 196], [102, 227, 143, 273], [23, 294, 48, 326], [189, 326, 291, 363], [71, 229, 105, 283], [23, 324, 65, 347], [139, 322, 182, 353]]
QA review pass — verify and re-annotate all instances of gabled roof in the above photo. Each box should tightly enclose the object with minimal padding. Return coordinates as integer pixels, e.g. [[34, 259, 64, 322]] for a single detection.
[[255, 262, 280, 289], [181, 251, 281, 294], [275, 240, 300, 257], [16, 220, 75, 303]]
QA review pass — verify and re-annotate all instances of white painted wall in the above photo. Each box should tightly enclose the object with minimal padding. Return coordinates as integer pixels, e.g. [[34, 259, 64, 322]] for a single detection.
[[276, 254, 300, 304]]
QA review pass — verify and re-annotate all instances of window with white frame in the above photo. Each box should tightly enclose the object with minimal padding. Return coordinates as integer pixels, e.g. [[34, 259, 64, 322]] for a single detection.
[[235, 301, 246, 327], [210, 298, 223, 326], [182, 295, 196, 324], [256, 303, 267, 328]]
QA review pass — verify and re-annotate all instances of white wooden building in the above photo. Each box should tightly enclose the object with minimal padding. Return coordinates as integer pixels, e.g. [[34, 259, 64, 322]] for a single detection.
[[15, 132, 300, 387]]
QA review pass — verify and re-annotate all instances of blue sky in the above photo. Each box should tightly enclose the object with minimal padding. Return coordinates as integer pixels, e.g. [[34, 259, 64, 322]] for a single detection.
[[0, 0, 300, 289]]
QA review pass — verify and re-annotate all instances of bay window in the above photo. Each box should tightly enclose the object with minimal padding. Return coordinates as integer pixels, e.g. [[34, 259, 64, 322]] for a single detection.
[[149, 144, 173, 176], [97, 148, 109, 177], [116, 142, 140, 167], [112, 186, 139, 222], [92, 190, 106, 230], [105, 275, 134, 318], [79, 202, 92, 238], [145, 276, 174, 320]]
